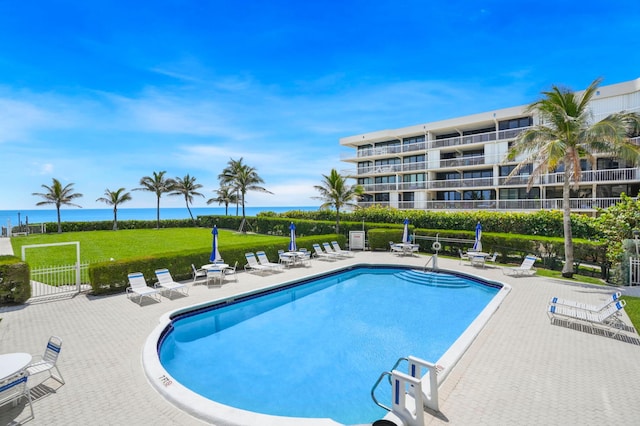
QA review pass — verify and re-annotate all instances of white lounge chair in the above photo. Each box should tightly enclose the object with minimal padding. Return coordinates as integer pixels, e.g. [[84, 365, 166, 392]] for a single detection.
[[256, 251, 283, 271], [244, 252, 271, 274], [389, 241, 403, 254], [154, 268, 189, 297], [502, 255, 538, 277], [126, 272, 161, 305], [331, 241, 355, 257], [313, 243, 337, 261], [0, 371, 34, 422], [323, 242, 347, 258], [26, 335, 65, 386], [549, 292, 622, 313], [547, 300, 629, 337], [191, 264, 207, 283], [206, 266, 224, 287]]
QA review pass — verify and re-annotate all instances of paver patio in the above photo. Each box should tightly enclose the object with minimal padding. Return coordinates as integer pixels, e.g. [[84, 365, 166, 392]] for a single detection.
[[1, 252, 639, 425]]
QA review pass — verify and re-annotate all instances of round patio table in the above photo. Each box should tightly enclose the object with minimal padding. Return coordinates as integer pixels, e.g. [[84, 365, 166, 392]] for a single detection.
[[0, 353, 32, 381]]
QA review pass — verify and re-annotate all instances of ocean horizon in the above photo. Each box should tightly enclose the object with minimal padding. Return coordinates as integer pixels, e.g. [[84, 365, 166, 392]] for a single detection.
[[0, 206, 319, 226]]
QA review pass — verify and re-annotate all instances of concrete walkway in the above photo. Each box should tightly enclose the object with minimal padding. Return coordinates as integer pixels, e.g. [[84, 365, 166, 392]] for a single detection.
[[0, 237, 14, 255], [1, 252, 639, 425]]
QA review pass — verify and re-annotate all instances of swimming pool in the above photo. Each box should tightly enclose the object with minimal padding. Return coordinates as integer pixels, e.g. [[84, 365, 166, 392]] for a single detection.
[[143, 264, 510, 425]]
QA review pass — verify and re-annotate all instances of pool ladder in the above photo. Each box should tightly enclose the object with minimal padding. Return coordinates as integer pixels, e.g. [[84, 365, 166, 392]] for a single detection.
[[370, 356, 439, 426]]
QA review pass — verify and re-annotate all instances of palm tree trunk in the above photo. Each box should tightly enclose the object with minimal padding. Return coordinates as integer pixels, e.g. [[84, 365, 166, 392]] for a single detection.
[[562, 170, 574, 277], [335, 207, 340, 233], [113, 206, 118, 231], [56, 205, 62, 233], [156, 197, 161, 229]]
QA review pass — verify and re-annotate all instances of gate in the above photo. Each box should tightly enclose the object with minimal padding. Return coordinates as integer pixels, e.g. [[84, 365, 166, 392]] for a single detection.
[[21, 242, 87, 300], [630, 257, 640, 286]]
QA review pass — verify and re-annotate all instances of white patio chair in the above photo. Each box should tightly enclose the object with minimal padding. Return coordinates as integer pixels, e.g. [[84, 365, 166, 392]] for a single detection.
[[0, 371, 34, 421], [313, 243, 336, 261], [224, 261, 239, 282], [206, 266, 224, 287], [278, 250, 295, 268], [126, 272, 161, 305], [154, 268, 189, 297], [323, 242, 346, 258], [547, 300, 630, 337], [26, 335, 65, 386], [458, 249, 469, 265], [549, 292, 622, 313], [191, 264, 207, 283]]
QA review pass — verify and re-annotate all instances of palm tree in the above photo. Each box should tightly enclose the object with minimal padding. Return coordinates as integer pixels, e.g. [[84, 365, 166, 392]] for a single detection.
[[134, 171, 176, 229], [96, 188, 132, 230], [32, 178, 83, 233], [218, 158, 244, 216], [313, 169, 363, 233], [169, 174, 204, 222], [507, 77, 640, 278], [207, 186, 239, 216], [219, 158, 273, 229]]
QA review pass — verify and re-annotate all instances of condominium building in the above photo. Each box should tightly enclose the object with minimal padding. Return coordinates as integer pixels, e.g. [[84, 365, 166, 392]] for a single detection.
[[339, 78, 640, 214]]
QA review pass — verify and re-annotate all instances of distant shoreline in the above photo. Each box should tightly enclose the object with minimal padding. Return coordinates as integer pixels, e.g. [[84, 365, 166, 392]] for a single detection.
[[0, 206, 319, 226]]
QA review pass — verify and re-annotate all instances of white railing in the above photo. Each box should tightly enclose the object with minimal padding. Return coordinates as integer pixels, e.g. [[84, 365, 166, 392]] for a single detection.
[[30, 262, 91, 299], [630, 257, 640, 286]]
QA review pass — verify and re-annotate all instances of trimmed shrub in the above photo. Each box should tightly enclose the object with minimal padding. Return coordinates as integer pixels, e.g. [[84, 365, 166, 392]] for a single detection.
[[0, 255, 31, 304]]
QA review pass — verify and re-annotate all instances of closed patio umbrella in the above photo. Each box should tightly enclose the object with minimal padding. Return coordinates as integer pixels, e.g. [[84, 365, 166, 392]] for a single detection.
[[289, 222, 297, 251], [401, 218, 410, 244], [473, 221, 482, 251], [210, 225, 222, 262]]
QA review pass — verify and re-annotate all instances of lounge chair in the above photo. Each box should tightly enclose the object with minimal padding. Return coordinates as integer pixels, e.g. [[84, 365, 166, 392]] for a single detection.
[[0, 371, 34, 422], [244, 252, 271, 274], [26, 335, 65, 386], [547, 300, 629, 336], [154, 268, 189, 297], [549, 292, 622, 313], [323, 242, 347, 258], [256, 251, 283, 271], [191, 264, 207, 283], [126, 272, 161, 305], [331, 241, 355, 257], [206, 266, 224, 287], [389, 242, 403, 254], [502, 255, 537, 277], [313, 243, 337, 261]]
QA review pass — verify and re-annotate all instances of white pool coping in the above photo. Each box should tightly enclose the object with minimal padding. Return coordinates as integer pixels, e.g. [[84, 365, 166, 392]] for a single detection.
[[142, 263, 511, 426]]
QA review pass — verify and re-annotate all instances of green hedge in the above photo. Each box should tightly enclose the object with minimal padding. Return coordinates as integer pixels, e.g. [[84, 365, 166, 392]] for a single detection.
[[0, 255, 31, 304], [88, 234, 346, 295]]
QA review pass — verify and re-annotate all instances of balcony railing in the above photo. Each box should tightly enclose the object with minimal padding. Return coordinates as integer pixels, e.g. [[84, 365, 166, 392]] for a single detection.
[[356, 197, 633, 211], [439, 155, 485, 168]]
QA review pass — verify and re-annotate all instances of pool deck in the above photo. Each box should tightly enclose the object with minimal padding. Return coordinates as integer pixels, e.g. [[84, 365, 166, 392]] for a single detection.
[[1, 251, 640, 425]]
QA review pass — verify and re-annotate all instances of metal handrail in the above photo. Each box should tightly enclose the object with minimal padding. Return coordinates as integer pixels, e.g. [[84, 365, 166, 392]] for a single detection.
[[370, 371, 393, 412]]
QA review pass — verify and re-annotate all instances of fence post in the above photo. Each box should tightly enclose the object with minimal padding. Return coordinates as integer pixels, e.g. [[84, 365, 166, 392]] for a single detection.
[[76, 242, 81, 292]]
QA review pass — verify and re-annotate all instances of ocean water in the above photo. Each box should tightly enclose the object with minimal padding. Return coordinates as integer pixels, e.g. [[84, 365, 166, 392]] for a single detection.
[[0, 206, 318, 225]]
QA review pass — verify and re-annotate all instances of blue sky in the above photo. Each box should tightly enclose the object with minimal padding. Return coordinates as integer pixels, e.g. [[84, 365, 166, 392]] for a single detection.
[[1, 0, 639, 210]]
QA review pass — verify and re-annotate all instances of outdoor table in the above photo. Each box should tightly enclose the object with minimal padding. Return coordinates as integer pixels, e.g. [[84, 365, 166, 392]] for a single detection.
[[202, 263, 229, 271], [0, 352, 32, 381], [393, 243, 416, 256], [467, 251, 489, 267]]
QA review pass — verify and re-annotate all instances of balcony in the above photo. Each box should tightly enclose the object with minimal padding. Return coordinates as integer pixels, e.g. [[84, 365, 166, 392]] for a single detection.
[[439, 155, 485, 168]]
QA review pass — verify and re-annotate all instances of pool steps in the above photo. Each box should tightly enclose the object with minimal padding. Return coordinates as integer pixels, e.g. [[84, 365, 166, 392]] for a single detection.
[[395, 270, 470, 288]]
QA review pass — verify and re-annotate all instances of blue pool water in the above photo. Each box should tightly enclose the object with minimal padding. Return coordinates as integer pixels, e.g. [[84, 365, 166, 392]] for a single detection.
[[158, 266, 500, 424]]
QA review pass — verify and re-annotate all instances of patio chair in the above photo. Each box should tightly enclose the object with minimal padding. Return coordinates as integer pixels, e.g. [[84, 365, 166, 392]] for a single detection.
[[224, 261, 239, 282], [278, 250, 295, 267], [126, 272, 161, 305], [191, 264, 207, 283], [244, 252, 271, 274], [154, 268, 189, 297], [331, 241, 355, 257], [502, 255, 537, 277], [298, 248, 312, 266], [458, 249, 469, 265], [389, 241, 403, 254], [547, 300, 629, 337], [469, 253, 486, 268], [549, 292, 622, 313], [0, 371, 34, 421], [26, 335, 65, 386], [206, 266, 224, 287], [313, 243, 337, 261], [485, 252, 498, 267], [256, 251, 284, 271]]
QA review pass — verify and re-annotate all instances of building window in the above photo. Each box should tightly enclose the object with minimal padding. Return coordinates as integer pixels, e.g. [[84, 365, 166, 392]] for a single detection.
[[463, 169, 492, 179], [375, 193, 390, 202], [498, 117, 532, 130], [436, 171, 461, 180], [375, 176, 396, 184], [403, 173, 425, 183], [499, 188, 540, 199], [375, 158, 400, 166], [403, 135, 425, 144], [403, 155, 425, 163], [464, 190, 495, 200], [436, 191, 461, 200]]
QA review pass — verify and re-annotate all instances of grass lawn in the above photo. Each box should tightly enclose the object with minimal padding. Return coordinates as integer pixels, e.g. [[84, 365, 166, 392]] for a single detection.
[[622, 296, 640, 332], [11, 228, 289, 267]]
